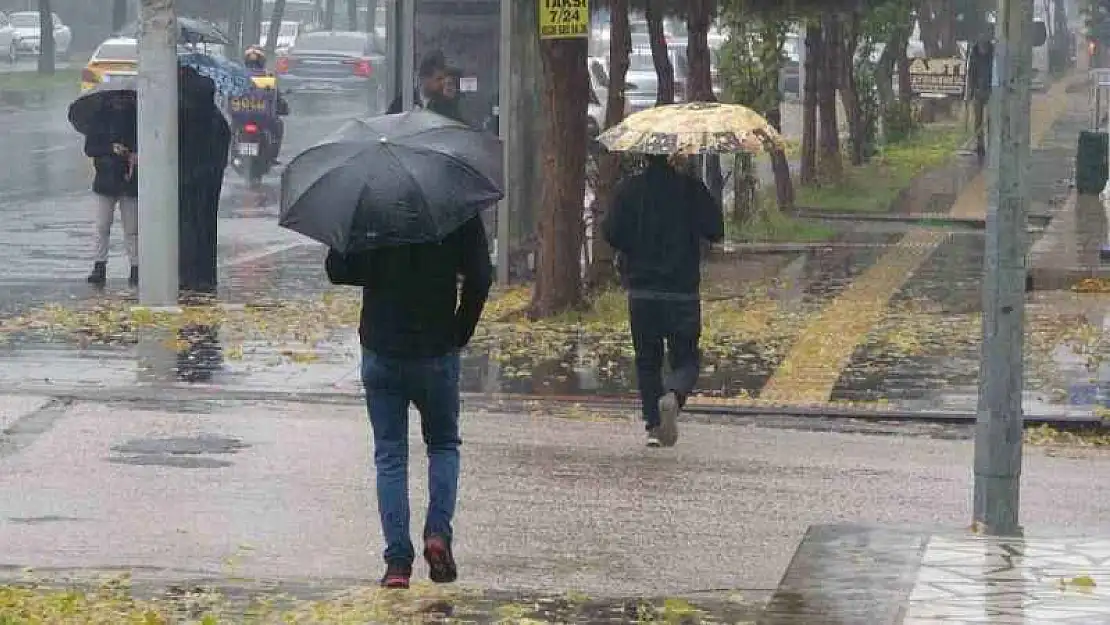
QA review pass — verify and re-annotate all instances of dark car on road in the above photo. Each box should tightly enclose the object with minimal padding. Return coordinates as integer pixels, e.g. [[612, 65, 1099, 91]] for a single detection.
[[275, 30, 385, 104]]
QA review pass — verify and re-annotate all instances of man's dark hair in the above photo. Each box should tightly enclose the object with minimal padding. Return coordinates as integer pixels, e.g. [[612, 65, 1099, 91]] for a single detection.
[[418, 50, 446, 78]]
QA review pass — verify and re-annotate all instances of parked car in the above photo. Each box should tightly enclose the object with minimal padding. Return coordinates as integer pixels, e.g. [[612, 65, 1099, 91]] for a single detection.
[[80, 37, 138, 92], [275, 30, 385, 102], [9, 11, 71, 58], [259, 20, 300, 56], [0, 13, 19, 63]]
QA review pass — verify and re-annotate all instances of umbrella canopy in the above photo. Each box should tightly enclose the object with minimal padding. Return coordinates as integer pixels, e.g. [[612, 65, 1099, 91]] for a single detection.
[[178, 52, 253, 98], [279, 109, 504, 253], [67, 79, 137, 136], [115, 17, 231, 45], [67, 64, 236, 137], [598, 101, 784, 155]]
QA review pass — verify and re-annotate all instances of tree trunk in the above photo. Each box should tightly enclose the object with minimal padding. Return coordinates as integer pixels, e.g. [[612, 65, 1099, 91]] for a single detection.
[[933, 0, 958, 55], [800, 21, 818, 185], [36, 0, 55, 74], [645, 0, 675, 104], [589, 0, 630, 289], [817, 14, 842, 181], [685, 0, 716, 102], [242, 0, 262, 49], [770, 148, 794, 209], [364, 0, 376, 33], [348, 0, 358, 30], [324, 0, 336, 29], [264, 0, 286, 58], [532, 38, 589, 318], [838, 12, 865, 166], [918, 0, 940, 56], [686, 0, 722, 204], [228, 0, 244, 51], [112, 0, 129, 32]]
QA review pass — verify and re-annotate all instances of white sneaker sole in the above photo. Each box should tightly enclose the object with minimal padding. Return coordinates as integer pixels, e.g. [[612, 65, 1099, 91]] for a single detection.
[[658, 393, 679, 447]]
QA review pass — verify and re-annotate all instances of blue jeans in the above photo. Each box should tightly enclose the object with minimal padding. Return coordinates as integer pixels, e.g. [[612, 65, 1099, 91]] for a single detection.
[[362, 349, 462, 565]]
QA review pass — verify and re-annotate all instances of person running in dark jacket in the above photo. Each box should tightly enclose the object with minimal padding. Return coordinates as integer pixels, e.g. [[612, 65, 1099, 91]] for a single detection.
[[84, 92, 138, 287], [602, 155, 723, 448], [325, 215, 493, 589]]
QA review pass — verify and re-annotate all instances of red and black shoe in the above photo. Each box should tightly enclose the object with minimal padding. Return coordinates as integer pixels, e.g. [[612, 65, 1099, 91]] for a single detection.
[[423, 535, 458, 584], [380, 561, 412, 589]]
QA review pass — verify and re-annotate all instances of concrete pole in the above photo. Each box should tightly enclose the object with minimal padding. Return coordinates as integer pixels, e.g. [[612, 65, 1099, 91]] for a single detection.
[[973, 0, 1033, 537], [496, 0, 511, 284], [400, 0, 414, 110], [137, 0, 179, 307]]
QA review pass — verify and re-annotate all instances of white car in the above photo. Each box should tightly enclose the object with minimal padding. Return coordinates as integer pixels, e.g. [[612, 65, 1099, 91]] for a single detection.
[[9, 11, 71, 58], [259, 20, 299, 56], [0, 13, 19, 63]]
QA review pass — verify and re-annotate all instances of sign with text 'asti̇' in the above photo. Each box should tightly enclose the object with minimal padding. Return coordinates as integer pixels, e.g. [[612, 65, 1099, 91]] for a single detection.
[[539, 0, 588, 40]]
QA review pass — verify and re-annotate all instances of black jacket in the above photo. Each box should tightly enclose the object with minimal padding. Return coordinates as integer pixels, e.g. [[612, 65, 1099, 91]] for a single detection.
[[325, 216, 494, 358], [602, 162, 724, 296], [84, 112, 137, 198], [387, 89, 464, 123]]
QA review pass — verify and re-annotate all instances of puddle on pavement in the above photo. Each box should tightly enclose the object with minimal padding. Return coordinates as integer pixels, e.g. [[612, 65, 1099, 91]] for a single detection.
[[107, 435, 249, 469]]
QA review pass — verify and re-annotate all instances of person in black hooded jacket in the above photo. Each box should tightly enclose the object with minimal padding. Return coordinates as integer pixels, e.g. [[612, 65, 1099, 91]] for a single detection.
[[84, 91, 139, 287], [177, 66, 231, 299], [602, 154, 723, 448]]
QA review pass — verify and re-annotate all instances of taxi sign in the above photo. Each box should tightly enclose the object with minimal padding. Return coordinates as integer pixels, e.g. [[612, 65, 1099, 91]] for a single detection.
[[539, 0, 588, 40]]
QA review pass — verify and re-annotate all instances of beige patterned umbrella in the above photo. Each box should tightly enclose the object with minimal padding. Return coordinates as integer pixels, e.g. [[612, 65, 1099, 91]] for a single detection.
[[598, 101, 784, 155]]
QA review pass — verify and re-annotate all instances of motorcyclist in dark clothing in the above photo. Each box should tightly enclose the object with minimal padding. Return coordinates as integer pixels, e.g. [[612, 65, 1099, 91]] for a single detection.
[[243, 46, 288, 163], [602, 155, 723, 448]]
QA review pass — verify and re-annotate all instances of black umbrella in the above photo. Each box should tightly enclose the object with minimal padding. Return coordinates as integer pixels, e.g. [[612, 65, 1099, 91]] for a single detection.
[[279, 109, 504, 253], [115, 17, 231, 45], [67, 79, 137, 136]]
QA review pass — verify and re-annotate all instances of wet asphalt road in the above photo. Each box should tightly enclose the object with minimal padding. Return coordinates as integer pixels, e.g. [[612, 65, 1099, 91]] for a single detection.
[[0, 92, 372, 314]]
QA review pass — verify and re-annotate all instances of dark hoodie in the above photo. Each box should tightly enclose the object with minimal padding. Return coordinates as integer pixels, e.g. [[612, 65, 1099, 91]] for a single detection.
[[84, 108, 138, 198], [602, 157, 724, 297]]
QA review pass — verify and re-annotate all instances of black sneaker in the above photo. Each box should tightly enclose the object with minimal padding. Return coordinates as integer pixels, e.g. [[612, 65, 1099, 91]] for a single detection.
[[86, 261, 107, 286], [423, 535, 458, 583], [380, 561, 411, 589], [646, 428, 662, 448]]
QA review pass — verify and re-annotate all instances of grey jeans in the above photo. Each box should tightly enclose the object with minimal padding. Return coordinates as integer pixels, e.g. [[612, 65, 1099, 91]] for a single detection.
[[92, 193, 137, 265]]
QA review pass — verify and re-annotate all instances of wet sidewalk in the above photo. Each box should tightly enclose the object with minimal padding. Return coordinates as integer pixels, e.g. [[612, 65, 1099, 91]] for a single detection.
[[4, 396, 1110, 622]]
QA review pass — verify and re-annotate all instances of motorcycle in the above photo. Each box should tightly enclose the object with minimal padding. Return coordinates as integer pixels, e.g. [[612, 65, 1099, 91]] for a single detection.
[[232, 119, 276, 189], [229, 81, 288, 189]]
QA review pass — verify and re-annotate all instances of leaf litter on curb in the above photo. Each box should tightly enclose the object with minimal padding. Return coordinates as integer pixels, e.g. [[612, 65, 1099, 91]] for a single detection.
[[0, 573, 758, 624]]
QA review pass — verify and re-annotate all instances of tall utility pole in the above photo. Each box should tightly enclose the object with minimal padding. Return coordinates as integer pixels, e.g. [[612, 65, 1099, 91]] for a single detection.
[[137, 0, 179, 306], [973, 0, 1033, 536]]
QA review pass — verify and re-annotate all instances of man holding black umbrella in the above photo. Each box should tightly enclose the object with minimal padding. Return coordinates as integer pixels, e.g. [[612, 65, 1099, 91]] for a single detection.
[[325, 217, 492, 589]]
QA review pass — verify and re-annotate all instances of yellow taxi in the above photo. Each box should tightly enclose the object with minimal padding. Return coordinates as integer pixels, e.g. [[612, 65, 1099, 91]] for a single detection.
[[80, 37, 138, 92]]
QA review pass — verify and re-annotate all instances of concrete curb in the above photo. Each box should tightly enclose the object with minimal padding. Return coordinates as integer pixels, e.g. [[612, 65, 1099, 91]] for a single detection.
[[0, 384, 1101, 430]]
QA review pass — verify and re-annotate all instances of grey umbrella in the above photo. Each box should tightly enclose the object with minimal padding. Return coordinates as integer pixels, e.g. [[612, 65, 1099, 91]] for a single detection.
[[279, 109, 504, 253]]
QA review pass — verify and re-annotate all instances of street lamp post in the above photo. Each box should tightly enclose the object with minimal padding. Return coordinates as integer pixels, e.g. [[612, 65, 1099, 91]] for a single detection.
[[137, 0, 179, 307], [974, 0, 1034, 536]]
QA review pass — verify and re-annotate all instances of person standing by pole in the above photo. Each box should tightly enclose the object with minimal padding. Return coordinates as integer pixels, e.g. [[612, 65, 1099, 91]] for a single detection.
[[974, 0, 1033, 537], [84, 92, 139, 288]]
